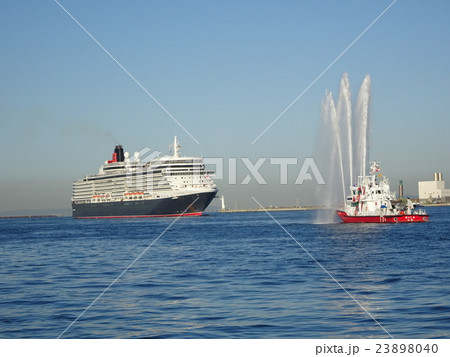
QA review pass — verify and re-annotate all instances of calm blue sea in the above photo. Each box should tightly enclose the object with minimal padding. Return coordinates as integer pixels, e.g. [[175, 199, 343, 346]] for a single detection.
[[0, 207, 449, 339]]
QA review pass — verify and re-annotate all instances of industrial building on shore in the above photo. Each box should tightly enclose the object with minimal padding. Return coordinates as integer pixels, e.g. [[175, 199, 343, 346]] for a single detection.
[[418, 173, 450, 203]]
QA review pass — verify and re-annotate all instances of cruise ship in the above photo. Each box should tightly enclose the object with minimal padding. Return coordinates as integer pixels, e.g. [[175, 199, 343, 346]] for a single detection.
[[72, 137, 218, 218]]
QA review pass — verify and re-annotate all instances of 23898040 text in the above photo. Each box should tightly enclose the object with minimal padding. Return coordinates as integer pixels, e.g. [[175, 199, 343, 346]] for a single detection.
[[375, 344, 438, 354]]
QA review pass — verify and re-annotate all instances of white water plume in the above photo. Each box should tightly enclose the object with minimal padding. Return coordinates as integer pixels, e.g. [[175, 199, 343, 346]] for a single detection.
[[337, 73, 353, 186], [316, 73, 371, 222], [354, 75, 371, 178]]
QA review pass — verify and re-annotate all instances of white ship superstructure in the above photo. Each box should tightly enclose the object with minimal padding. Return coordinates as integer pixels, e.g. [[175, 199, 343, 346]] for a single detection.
[[337, 161, 428, 223]]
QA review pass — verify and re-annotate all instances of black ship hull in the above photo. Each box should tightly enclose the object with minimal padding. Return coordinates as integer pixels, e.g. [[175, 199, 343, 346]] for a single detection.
[[72, 190, 217, 218]]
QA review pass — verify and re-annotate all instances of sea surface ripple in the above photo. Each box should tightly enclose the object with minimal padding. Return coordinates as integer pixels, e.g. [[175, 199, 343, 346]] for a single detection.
[[0, 207, 449, 338]]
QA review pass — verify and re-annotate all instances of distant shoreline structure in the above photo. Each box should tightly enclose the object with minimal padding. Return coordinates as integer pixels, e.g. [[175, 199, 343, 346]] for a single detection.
[[218, 206, 323, 213], [421, 202, 450, 207], [0, 214, 66, 219]]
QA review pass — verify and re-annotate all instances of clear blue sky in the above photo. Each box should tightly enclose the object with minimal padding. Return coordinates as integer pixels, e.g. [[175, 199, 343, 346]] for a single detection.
[[1, 0, 449, 212]]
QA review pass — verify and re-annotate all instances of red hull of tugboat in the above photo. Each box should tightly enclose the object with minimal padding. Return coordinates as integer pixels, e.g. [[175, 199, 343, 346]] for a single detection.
[[336, 210, 429, 223]]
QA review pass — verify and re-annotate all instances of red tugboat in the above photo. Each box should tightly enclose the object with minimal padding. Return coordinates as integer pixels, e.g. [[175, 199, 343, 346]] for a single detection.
[[337, 162, 429, 223]]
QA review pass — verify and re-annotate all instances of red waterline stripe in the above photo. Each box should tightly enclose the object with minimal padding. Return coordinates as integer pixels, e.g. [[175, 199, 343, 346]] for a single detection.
[[74, 212, 203, 219]]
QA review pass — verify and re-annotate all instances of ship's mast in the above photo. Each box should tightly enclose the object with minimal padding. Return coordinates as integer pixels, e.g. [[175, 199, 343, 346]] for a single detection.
[[173, 136, 179, 157]]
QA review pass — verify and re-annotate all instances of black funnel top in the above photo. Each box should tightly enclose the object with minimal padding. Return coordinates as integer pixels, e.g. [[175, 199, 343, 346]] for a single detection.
[[114, 145, 125, 162]]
